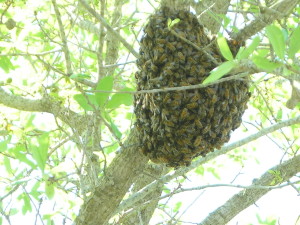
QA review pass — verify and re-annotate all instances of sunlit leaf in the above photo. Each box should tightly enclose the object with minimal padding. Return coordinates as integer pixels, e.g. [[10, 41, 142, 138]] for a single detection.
[[167, 18, 180, 29], [217, 37, 234, 60], [29, 133, 49, 172], [73, 93, 97, 111], [202, 61, 236, 84], [103, 112, 122, 139], [288, 26, 300, 59], [236, 36, 260, 60], [21, 194, 32, 215], [95, 75, 114, 107], [266, 25, 285, 60], [106, 87, 134, 109], [173, 202, 182, 212], [0, 56, 14, 73], [252, 55, 282, 72], [45, 180, 55, 200]]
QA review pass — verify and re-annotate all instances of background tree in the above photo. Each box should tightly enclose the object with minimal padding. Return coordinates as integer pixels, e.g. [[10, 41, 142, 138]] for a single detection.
[[0, 0, 299, 225]]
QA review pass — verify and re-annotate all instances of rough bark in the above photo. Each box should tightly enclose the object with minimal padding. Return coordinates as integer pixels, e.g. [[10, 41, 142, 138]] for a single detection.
[[200, 154, 300, 225], [75, 128, 149, 225]]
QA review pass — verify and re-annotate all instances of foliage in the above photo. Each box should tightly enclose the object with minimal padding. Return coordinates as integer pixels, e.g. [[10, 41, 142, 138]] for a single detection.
[[0, 0, 299, 225]]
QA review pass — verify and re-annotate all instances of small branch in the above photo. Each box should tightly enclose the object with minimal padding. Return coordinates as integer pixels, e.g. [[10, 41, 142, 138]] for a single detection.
[[79, 0, 139, 58], [51, 0, 73, 75]]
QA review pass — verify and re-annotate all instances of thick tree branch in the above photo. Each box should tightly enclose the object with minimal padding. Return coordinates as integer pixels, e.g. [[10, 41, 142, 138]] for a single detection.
[[233, 0, 300, 41], [75, 128, 149, 225], [0, 87, 88, 134], [114, 115, 300, 214], [200, 154, 300, 225], [192, 0, 231, 34]]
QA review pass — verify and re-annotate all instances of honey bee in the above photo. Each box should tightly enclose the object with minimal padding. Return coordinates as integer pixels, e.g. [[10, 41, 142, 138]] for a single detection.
[[145, 25, 154, 38], [206, 87, 216, 95], [187, 57, 197, 64], [173, 93, 182, 100], [187, 77, 198, 83], [180, 81, 189, 86], [186, 102, 198, 109], [178, 52, 185, 61], [177, 139, 188, 146], [190, 93, 200, 102], [180, 108, 189, 120], [163, 93, 171, 104], [209, 131, 217, 139], [202, 124, 211, 134], [190, 65, 197, 76], [224, 88, 230, 99], [195, 119, 203, 128], [156, 38, 167, 44], [150, 63, 158, 72], [208, 107, 214, 117], [163, 68, 173, 76], [169, 100, 181, 108], [166, 42, 176, 51], [164, 119, 175, 127], [194, 136, 202, 147], [155, 45, 164, 53], [211, 94, 218, 104], [230, 105, 238, 114], [157, 54, 167, 64]]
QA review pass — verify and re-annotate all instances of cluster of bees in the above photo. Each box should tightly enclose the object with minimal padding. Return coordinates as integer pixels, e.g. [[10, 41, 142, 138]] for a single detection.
[[134, 7, 250, 167]]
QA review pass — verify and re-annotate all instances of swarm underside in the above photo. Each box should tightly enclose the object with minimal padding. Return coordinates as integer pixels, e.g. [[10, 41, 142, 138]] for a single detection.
[[134, 7, 250, 167]]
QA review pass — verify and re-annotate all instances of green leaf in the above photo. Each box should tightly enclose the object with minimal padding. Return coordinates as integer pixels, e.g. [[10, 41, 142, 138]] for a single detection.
[[12, 145, 36, 168], [288, 26, 300, 59], [265, 25, 285, 60], [103, 112, 122, 139], [45, 180, 55, 199], [29, 133, 49, 172], [21, 194, 32, 215], [73, 93, 97, 111], [0, 56, 14, 73], [167, 18, 180, 29], [95, 76, 114, 107], [236, 36, 260, 60], [252, 55, 282, 72], [106, 87, 134, 109], [217, 37, 234, 60], [202, 61, 236, 84], [173, 202, 182, 212], [3, 156, 13, 174]]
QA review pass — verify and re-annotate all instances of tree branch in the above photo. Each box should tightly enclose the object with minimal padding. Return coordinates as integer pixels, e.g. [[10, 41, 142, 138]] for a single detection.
[[0, 87, 88, 134], [75, 128, 149, 225], [78, 0, 139, 58], [200, 154, 300, 225], [114, 115, 300, 215], [233, 0, 300, 41]]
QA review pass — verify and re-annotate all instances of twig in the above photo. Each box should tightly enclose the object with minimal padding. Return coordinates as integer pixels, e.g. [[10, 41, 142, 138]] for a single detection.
[[79, 0, 139, 58]]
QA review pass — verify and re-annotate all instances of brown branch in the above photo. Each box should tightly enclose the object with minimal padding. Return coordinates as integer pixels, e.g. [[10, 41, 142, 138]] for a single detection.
[[78, 0, 139, 58], [200, 154, 300, 225], [233, 0, 300, 41], [191, 0, 231, 34], [75, 128, 149, 225], [0, 87, 88, 134], [51, 0, 73, 75]]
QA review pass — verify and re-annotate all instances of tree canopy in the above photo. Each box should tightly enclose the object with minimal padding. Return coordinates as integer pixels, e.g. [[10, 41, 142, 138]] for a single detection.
[[0, 0, 300, 225]]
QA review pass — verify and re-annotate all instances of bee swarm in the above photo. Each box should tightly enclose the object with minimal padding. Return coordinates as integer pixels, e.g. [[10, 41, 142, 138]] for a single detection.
[[134, 7, 250, 167]]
